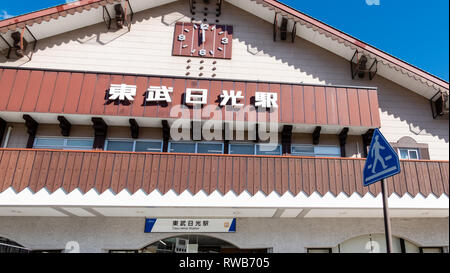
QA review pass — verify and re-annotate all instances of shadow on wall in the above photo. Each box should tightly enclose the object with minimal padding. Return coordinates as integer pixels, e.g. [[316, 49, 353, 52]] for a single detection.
[[0, 0, 447, 143]]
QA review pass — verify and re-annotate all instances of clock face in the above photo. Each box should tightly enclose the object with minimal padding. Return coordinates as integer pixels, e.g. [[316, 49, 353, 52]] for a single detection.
[[172, 22, 233, 59]]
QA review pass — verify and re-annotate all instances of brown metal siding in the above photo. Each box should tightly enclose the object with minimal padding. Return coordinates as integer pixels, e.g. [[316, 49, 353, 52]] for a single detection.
[[0, 68, 380, 128]]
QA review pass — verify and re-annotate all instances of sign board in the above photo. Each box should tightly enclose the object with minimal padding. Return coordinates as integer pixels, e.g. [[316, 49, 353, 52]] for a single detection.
[[144, 218, 236, 233], [363, 129, 401, 186]]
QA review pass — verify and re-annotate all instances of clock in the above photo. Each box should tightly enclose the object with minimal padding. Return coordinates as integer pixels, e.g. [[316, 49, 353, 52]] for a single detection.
[[172, 22, 233, 59]]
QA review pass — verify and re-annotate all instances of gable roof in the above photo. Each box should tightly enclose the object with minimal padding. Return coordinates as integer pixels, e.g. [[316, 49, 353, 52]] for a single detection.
[[0, 0, 448, 100]]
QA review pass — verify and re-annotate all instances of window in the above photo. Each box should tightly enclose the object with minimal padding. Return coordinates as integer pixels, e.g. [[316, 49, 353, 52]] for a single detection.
[[197, 143, 224, 154], [229, 143, 282, 155], [255, 143, 282, 155], [229, 143, 255, 155], [33, 137, 93, 150], [106, 139, 163, 152], [420, 247, 443, 253], [168, 142, 224, 154], [307, 248, 332, 253], [291, 145, 340, 158], [398, 148, 419, 160]]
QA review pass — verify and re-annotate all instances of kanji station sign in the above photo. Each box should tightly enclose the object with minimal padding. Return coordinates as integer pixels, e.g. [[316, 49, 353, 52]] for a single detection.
[[144, 218, 237, 233], [108, 83, 278, 108]]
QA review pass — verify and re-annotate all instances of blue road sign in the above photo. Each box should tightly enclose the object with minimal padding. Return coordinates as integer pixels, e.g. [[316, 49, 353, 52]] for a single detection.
[[363, 129, 401, 187]]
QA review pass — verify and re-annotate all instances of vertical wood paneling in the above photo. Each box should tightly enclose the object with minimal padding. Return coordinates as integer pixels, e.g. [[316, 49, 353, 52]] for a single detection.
[[21, 70, 44, 112], [100, 153, 115, 193], [439, 162, 449, 196], [224, 156, 233, 194], [157, 154, 169, 193], [368, 89, 381, 127], [145, 77, 161, 118], [246, 157, 255, 195], [132, 76, 148, 117], [188, 155, 198, 194], [118, 76, 136, 116], [49, 72, 71, 113], [325, 87, 338, 125], [301, 159, 310, 195], [267, 157, 275, 195], [0, 69, 17, 111], [238, 157, 246, 195], [90, 74, 110, 115], [336, 87, 350, 126], [62, 152, 76, 192], [314, 86, 327, 125], [149, 154, 160, 193], [11, 151, 28, 192], [117, 153, 131, 194], [39, 151, 55, 193], [288, 158, 296, 195], [18, 151, 35, 192], [28, 151, 44, 192], [280, 158, 289, 195], [0, 150, 447, 198], [328, 158, 337, 195], [7, 70, 30, 111], [104, 75, 123, 116], [280, 84, 293, 124], [292, 85, 304, 124], [142, 154, 154, 194], [274, 157, 283, 195], [253, 157, 261, 194], [77, 74, 97, 114], [158, 77, 174, 119], [92, 153, 106, 193], [217, 156, 226, 194], [131, 154, 145, 194], [231, 156, 240, 193], [63, 72, 84, 114], [256, 83, 269, 124], [35, 71, 58, 113], [78, 153, 92, 193], [194, 156, 204, 195], [303, 86, 315, 124], [51, 151, 67, 192], [202, 156, 212, 194], [293, 159, 302, 195], [269, 83, 281, 124], [162, 154, 175, 194], [260, 157, 268, 195], [209, 156, 219, 194], [315, 158, 323, 195], [68, 152, 84, 192], [357, 89, 372, 127], [428, 162, 443, 197], [347, 88, 361, 126]]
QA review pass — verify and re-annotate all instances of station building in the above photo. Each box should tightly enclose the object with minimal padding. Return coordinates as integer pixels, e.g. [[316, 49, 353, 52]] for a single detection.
[[0, 0, 448, 253]]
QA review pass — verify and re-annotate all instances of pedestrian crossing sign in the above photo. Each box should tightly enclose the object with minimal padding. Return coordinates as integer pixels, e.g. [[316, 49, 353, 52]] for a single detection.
[[363, 129, 401, 187]]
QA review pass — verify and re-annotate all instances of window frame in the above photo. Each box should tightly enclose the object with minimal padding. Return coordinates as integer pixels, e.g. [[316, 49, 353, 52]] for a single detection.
[[398, 148, 420, 160], [307, 248, 333, 253], [291, 144, 341, 158], [419, 247, 444, 253], [168, 141, 225, 154], [33, 136, 94, 150], [105, 138, 163, 152], [228, 143, 283, 156]]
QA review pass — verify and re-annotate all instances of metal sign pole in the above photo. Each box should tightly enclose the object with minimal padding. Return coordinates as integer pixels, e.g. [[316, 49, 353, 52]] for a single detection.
[[381, 179, 393, 253]]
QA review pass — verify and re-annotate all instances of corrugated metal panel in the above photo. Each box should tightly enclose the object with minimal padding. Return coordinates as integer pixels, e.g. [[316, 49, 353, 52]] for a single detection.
[[0, 68, 382, 127]]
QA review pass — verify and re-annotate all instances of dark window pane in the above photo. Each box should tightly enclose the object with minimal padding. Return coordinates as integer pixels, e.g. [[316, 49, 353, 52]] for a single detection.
[[107, 140, 134, 151]]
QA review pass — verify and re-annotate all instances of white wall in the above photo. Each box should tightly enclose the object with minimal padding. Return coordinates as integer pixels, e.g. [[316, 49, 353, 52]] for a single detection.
[[0, 217, 447, 253], [0, 0, 448, 159]]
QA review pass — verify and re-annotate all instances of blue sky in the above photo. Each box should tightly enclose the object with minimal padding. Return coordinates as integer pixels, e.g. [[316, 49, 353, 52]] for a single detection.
[[0, 0, 448, 81]]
